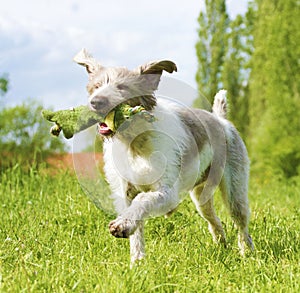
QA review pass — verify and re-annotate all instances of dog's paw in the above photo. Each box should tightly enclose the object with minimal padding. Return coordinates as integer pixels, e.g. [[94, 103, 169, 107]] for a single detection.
[[109, 217, 138, 238], [238, 233, 255, 256]]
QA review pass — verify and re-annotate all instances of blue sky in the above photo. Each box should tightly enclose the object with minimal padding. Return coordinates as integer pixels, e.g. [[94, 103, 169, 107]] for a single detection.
[[0, 0, 247, 110]]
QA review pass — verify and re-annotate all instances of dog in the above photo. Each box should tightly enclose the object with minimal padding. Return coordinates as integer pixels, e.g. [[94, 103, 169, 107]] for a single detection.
[[74, 49, 254, 264]]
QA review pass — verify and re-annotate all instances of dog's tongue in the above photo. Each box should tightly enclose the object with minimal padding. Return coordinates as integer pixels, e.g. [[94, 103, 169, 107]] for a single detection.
[[98, 122, 112, 135]]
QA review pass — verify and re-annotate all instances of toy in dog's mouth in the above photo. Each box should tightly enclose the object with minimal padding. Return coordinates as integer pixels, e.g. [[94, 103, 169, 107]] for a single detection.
[[42, 104, 155, 139], [97, 105, 155, 137]]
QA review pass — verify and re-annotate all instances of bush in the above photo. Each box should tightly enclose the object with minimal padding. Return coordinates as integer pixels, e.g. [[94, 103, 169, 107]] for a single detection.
[[0, 100, 66, 169]]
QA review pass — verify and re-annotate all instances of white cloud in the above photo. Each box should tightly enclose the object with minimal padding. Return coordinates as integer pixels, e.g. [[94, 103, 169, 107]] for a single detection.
[[0, 0, 247, 109]]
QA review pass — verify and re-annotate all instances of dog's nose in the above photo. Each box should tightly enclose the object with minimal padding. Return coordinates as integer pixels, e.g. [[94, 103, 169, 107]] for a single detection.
[[90, 96, 109, 111]]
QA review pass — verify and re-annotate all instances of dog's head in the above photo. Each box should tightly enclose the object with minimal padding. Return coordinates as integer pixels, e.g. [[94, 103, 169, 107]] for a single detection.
[[74, 49, 177, 136]]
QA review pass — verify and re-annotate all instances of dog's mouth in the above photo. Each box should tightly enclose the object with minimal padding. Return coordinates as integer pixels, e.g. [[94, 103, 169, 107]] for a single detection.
[[98, 122, 113, 136], [98, 110, 116, 137], [97, 105, 155, 137]]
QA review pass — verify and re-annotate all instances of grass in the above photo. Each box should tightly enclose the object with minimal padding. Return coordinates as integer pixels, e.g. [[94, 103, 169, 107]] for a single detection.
[[0, 165, 300, 292]]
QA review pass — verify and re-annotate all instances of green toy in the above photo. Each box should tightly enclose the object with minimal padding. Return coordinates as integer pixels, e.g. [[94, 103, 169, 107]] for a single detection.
[[103, 104, 155, 132], [42, 106, 101, 139], [42, 104, 155, 139]]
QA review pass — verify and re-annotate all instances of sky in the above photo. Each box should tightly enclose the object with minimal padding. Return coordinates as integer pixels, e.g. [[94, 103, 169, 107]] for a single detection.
[[0, 0, 248, 110]]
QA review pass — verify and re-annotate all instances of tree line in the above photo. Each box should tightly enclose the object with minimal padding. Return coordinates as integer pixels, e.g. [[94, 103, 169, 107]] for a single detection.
[[1, 0, 299, 178], [194, 0, 300, 179], [0, 77, 66, 169]]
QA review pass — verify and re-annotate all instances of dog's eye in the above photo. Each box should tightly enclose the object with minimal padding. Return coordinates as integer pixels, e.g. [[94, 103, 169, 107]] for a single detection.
[[117, 84, 129, 91]]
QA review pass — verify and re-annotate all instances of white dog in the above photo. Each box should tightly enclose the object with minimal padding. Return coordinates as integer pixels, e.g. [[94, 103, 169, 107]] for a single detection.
[[74, 49, 254, 264]]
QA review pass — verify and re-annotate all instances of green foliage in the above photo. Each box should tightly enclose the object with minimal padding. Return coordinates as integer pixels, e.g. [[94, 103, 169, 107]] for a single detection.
[[194, 0, 253, 138], [0, 166, 299, 291], [248, 0, 300, 178], [221, 11, 254, 139], [0, 75, 9, 96], [195, 0, 229, 104], [0, 100, 66, 168], [195, 0, 299, 177]]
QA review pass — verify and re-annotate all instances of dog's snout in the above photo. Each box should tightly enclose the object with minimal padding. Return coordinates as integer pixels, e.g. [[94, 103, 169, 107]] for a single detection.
[[90, 96, 109, 111]]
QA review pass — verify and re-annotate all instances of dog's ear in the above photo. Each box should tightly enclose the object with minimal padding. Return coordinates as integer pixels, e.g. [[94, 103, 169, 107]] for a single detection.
[[73, 49, 102, 75], [137, 60, 177, 75], [135, 60, 177, 90]]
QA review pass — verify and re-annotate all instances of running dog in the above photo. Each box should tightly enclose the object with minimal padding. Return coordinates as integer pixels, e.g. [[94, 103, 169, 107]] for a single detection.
[[74, 49, 254, 264]]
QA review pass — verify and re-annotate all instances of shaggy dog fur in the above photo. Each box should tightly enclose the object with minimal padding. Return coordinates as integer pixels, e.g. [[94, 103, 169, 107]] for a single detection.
[[74, 49, 254, 264]]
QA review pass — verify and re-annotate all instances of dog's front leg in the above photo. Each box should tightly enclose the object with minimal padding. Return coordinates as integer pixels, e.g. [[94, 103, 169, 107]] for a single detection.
[[108, 217, 145, 265], [109, 187, 179, 238], [109, 188, 178, 264], [130, 221, 145, 264]]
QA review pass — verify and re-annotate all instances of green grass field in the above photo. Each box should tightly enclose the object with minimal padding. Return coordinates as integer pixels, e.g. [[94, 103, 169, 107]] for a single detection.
[[1, 166, 299, 292]]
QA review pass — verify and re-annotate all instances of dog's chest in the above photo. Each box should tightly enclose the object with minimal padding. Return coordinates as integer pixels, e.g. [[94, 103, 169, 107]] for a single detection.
[[103, 137, 163, 188]]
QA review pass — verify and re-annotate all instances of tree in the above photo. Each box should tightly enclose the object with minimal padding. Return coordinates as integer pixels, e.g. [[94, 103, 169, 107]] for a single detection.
[[0, 100, 66, 168], [194, 0, 229, 106], [221, 4, 255, 138], [194, 1, 255, 139], [0, 75, 9, 96], [248, 0, 300, 178]]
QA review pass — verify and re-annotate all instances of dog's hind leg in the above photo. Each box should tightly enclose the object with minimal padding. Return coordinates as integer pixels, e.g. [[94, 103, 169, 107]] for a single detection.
[[220, 165, 254, 255], [190, 184, 227, 246]]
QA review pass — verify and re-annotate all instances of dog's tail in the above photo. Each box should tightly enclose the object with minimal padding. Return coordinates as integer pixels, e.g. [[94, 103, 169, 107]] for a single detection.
[[212, 89, 227, 119]]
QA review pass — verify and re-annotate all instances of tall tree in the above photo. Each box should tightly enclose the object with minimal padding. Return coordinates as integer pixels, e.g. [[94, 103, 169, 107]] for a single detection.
[[195, 0, 229, 106], [221, 4, 255, 138], [248, 0, 300, 178]]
